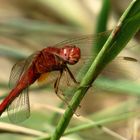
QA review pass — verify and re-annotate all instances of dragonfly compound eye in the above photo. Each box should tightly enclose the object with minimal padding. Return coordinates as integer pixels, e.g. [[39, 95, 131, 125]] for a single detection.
[[68, 47, 81, 65]]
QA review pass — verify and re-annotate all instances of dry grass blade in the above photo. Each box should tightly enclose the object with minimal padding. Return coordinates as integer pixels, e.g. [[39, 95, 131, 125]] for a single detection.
[[0, 122, 45, 137]]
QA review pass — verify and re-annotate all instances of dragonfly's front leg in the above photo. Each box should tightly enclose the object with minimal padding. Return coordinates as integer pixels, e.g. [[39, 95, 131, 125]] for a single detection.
[[65, 65, 91, 97], [65, 65, 79, 84], [65, 66, 81, 110]]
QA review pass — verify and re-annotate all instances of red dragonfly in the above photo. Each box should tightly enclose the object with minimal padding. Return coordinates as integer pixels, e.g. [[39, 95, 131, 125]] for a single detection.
[[0, 45, 81, 122], [0, 31, 138, 123]]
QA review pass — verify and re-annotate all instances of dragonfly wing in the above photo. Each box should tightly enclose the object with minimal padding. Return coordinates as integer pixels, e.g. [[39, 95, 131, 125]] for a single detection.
[[54, 30, 111, 47], [9, 53, 37, 89], [7, 53, 38, 123], [9, 60, 27, 89], [7, 87, 30, 123]]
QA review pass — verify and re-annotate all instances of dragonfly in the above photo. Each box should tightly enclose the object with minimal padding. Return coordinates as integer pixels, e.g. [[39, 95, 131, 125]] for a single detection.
[[0, 30, 138, 123]]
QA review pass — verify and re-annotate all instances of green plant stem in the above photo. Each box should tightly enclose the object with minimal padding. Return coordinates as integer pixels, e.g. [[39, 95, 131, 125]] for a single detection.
[[50, 0, 140, 139]]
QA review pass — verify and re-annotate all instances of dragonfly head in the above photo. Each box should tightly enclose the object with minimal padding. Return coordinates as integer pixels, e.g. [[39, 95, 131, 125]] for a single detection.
[[60, 45, 81, 65]]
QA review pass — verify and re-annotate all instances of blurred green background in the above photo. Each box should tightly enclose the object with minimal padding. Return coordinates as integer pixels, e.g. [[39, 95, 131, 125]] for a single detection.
[[0, 0, 140, 140]]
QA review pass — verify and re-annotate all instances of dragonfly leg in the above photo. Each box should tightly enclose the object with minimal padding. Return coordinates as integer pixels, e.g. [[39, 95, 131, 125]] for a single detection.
[[64, 69, 71, 86], [54, 70, 79, 116], [65, 65, 79, 84], [65, 66, 82, 111], [65, 66, 93, 90], [54, 70, 70, 105], [65, 66, 92, 99], [54, 70, 63, 94]]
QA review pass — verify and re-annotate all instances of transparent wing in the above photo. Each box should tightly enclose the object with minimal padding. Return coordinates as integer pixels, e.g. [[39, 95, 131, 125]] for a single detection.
[[9, 60, 27, 89], [101, 56, 140, 81], [54, 30, 111, 47], [7, 88, 30, 123], [7, 53, 37, 123], [9, 53, 37, 89]]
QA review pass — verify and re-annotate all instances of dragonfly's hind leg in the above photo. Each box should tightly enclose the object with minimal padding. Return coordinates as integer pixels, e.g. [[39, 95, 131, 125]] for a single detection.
[[54, 70, 80, 116], [54, 70, 70, 105]]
